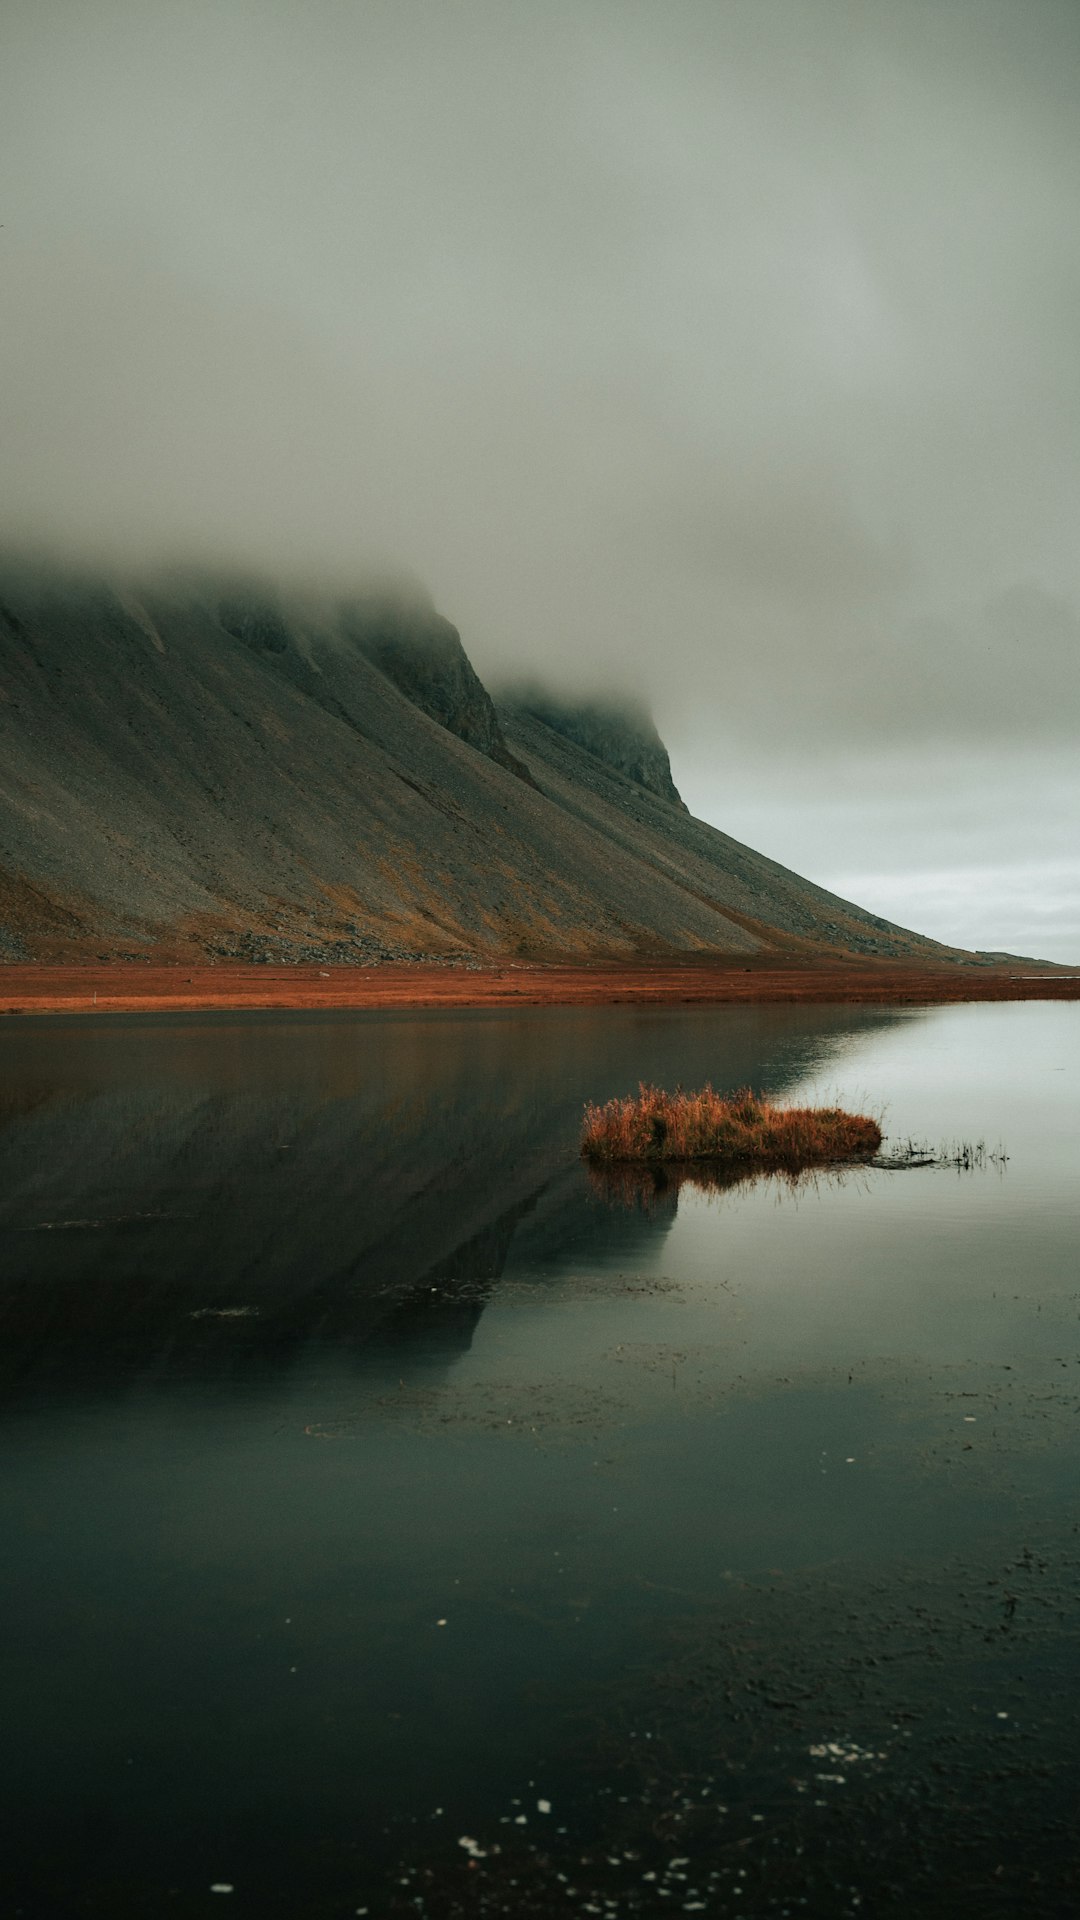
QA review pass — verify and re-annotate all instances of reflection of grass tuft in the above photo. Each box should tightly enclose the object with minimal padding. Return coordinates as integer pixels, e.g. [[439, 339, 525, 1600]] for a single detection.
[[584, 1156, 815, 1211], [581, 1083, 882, 1171]]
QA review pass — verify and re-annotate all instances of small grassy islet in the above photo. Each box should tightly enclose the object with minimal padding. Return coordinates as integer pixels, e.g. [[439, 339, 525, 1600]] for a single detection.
[[580, 1083, 883, 1169]]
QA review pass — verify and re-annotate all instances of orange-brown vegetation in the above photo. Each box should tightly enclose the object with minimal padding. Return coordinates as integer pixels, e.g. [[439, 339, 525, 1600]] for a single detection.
[[580, 1084, 882, 1170], [0, 957, 1076, 1017]]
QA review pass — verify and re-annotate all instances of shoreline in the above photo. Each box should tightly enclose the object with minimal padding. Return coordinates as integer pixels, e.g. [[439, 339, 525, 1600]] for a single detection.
[[1, 957, 1078, 1016]]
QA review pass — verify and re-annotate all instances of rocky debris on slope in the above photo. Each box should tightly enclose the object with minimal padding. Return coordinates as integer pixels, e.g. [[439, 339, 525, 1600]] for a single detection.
[[498, 705, 955, 962], [202, 927, 482, 967], [214, 576, 535, 782], [0, 557, 975, 964], [499, 684, 688, 810], [340, 597, 535, 784]]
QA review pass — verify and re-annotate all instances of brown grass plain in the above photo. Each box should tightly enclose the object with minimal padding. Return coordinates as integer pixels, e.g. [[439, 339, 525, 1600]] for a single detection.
[[1, 955, 1077, 1016]]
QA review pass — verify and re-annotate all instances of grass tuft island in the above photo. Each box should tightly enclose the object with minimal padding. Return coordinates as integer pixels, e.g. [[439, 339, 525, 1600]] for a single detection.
[[581, 1084, 882, 1169]]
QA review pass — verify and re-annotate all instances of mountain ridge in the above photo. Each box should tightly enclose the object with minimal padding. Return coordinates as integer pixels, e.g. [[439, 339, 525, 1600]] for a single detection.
[[0, 561, 971, 965]]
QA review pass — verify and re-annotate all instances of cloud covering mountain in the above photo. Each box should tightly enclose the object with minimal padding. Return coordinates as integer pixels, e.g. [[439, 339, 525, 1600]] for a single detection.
[[1, 0, 1077, 952]]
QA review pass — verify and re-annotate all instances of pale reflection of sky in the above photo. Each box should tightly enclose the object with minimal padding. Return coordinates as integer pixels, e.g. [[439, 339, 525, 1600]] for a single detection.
[[662, 1002, 1079, 1371]]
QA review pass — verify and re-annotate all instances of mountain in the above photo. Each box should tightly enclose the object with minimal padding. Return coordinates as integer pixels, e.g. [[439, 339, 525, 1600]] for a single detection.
[[498, 684, 685, 810], [0, 560, 962, 965]]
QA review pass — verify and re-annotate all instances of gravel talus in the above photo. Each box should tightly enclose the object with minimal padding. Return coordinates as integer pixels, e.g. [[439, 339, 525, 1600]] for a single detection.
[[0, 562, 968, 964]]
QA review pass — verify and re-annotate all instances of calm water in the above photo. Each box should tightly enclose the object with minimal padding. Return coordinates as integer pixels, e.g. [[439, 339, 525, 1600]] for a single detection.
[[1, 1001, 1077, 1917]]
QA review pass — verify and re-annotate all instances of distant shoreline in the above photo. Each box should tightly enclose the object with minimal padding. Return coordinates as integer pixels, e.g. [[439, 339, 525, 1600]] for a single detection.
[[1, 957, 1077, 1016]]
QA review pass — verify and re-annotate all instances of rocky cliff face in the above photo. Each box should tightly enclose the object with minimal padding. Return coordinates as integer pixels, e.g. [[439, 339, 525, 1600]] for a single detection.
[[340, 598, 534, 783], [500, 686, 687, 809], [218, 580, 532, 779], [0, 559, 963, 965]]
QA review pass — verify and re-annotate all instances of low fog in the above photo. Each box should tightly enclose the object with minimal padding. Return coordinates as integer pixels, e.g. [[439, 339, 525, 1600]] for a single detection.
[[2, 0, 1078, 956]]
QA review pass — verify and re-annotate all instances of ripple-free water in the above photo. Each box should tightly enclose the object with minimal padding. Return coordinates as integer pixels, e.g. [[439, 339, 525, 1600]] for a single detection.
[[1, 1002, 1077, 1916]]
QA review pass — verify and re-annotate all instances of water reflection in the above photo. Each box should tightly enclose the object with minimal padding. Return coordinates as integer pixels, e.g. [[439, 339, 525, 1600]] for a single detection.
[[0, 1002, 903, 1398], [2, 1001, 1077, 1918], [584, 1154, 855, 1210]]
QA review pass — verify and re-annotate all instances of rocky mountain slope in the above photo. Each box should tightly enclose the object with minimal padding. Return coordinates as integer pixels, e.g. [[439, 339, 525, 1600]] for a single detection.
[[499, 685, 685, 809], [0, 560, 963, 964]]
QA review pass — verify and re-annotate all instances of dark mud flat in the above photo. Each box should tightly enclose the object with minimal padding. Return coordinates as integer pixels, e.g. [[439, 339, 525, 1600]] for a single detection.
[[0, 1000, 1077, 1917]]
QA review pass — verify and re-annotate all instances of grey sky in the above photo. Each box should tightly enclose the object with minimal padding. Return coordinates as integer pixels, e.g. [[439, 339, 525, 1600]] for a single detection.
[[2, 0, 1078, 956]]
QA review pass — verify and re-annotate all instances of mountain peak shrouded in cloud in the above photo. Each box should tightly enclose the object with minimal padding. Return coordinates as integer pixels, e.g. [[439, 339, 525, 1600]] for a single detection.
[[498, 684, 687, 811], [0, 559, 978, 964], [1, 0, 1078, 953]]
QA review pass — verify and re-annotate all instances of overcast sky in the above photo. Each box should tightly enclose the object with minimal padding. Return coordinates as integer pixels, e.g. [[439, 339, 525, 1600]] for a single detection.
[[2, 0, 1078, 958]]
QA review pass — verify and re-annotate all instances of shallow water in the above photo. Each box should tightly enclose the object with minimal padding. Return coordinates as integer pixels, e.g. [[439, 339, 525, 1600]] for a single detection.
[[1, 1001, 1077, 1917]]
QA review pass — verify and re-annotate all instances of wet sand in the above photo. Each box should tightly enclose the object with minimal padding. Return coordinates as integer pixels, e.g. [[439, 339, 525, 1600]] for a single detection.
[[1, 956, 1077, 1015]]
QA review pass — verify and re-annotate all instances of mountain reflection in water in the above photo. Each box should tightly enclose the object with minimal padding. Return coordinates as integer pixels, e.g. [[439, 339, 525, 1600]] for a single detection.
[[3, 1001, 1078, 1920], [0, 1002, 897, 1395]]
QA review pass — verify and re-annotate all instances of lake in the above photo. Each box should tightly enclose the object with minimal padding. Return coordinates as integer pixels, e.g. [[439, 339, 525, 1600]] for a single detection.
[[1, 1000, 1077, 1917]]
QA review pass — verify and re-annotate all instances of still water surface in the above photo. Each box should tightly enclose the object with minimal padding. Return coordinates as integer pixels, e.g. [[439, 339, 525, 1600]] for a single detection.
[[1, 1002, 1077, 1916]]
